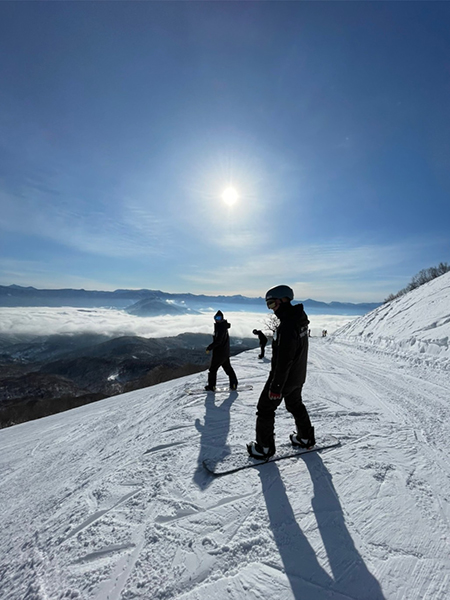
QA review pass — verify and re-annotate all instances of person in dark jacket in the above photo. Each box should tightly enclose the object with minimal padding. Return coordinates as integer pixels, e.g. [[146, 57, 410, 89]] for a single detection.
[[205, 310, 238, 391], [252, 329, 268, 359], [247, 285, 315, 459]]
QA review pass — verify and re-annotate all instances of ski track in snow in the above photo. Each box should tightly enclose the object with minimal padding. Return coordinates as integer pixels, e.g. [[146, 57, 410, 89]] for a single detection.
[[1, 294, 450, 599]]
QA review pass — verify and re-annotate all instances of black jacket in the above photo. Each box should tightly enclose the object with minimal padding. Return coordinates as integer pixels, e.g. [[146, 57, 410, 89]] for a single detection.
[[269, 302, 309, 395], [254, 330, 268, 346], [207, 319, 231, 360]]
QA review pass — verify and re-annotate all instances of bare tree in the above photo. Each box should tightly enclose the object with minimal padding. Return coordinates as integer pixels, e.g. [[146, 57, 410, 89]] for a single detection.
[[384, 262, 450, 303], [264, 313, 280, 334]]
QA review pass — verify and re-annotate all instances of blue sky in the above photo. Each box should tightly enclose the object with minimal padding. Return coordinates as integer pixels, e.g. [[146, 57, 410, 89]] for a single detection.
[[0, 2, 449, 302]]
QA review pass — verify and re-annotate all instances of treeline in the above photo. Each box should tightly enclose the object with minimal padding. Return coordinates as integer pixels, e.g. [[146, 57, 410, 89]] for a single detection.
[[384, 262, 450, 303]]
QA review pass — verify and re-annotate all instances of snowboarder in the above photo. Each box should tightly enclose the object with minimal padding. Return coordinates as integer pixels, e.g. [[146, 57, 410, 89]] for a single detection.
[[247, 285, 315, 459], [205, 311, 238, 392], [252, 328, 268, 359]]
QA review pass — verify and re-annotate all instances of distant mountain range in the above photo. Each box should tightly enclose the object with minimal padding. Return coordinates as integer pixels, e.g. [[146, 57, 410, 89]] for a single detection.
[[125, 298, 201, 317], [0, 284, 381, 314]]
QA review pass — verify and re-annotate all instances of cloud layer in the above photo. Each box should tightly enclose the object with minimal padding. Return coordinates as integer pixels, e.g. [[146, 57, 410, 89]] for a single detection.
[[0, 307, 355, 340]]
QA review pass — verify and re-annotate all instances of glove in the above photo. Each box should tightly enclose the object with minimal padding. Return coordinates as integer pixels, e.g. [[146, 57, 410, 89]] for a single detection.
[[206, 344, 213, 352], [269, 381, 282, 400]]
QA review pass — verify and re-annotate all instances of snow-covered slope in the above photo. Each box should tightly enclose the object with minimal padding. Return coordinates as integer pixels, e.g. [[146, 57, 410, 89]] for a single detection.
[[1, 276, 450, 599], [333, 271, 450, 369]]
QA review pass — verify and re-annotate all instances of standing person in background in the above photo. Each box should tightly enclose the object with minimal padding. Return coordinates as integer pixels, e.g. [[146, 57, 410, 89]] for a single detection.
[[252, 329, 268, 359], [247, 285, 315, 459], [205, 310, 238, 392]]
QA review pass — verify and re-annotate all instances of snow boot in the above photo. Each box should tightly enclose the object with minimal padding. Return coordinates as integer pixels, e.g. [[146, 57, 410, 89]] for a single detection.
[[290, 426, 315, 449], [204, 385, 216, 392], [247, 441, 275, 460]]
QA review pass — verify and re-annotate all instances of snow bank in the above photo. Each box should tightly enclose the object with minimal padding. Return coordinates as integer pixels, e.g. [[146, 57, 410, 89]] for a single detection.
[[333, 271, 450, 369]]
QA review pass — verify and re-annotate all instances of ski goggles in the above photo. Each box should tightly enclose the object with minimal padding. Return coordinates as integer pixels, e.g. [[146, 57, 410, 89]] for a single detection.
[[266, 299, 278, 310], [214, 315, 222, 321]]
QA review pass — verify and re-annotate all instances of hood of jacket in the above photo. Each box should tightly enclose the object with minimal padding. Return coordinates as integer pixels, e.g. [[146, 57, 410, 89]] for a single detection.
[[276, 301, 309, 328]]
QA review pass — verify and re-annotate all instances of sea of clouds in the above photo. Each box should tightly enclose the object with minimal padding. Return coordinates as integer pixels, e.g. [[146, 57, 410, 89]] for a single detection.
[[0, 307, 357, 340]]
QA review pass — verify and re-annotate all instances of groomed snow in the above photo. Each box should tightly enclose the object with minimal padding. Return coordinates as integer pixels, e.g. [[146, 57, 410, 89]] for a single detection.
[[1, 274, 450, 599]]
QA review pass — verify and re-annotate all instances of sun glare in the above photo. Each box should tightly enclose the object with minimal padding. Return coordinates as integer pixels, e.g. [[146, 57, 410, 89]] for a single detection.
[[221, 186, 239, 206]]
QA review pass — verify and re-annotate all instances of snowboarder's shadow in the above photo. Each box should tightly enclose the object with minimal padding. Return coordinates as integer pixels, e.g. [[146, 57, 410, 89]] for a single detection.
[[259, 454, 385, 599], [193, 391, 237, 489]]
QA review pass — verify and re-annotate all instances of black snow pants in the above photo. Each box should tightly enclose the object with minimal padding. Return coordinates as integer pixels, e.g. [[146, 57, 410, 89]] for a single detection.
[[258, 340, 267, 359], [208, 354, 238, 388], [255, 380, 313, 449]]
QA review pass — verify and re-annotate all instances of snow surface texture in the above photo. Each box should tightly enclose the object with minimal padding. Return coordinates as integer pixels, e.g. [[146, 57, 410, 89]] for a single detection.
[[1, 274, 450, 599]]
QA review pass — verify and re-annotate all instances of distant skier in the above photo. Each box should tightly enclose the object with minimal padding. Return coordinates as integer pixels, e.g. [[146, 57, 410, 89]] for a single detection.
[[252, 329, 268, 359], [205, 311, 238, 392], [247, 285, 315, 459]]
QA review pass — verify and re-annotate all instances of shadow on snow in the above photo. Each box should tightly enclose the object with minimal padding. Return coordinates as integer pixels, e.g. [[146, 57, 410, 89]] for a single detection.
[[193, 390, 237, 489], [259, 453, 385, 599]]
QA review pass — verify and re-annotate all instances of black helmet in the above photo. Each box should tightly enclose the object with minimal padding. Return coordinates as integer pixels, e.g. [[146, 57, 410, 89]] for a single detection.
[[265, 285, 294, 302], [252, 329, 258, 334]]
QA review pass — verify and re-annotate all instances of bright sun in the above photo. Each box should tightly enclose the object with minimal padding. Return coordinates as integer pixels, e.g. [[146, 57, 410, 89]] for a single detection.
[[221, 186, 239, 206]]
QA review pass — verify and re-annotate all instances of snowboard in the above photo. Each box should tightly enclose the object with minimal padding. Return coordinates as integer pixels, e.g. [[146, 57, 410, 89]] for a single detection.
[[186, 383, 253, 395], [203, 435, 340, 477]]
